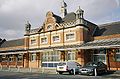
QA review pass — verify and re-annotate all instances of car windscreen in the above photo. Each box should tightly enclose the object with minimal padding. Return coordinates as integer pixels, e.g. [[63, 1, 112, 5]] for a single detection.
[[85, 62, 97, 67], [57, 62, 66, 66]]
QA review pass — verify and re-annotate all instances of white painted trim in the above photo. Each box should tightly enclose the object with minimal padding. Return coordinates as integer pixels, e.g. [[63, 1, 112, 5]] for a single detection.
[[29, 46, 39, 49], [29, 38, 37, 45], [40, 36, 48, 44], [51, 34, 60, 43], [64, 27, 76, 32], [30, 34, 39, 37], [0, 52, 27, 55], [51, 30, 63, 34], [64, 32, 76, 41]]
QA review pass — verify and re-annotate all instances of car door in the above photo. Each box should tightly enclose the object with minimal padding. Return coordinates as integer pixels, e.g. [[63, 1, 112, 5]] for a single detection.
[[97, 62, 102, 73], [98, 62, 105, 73]]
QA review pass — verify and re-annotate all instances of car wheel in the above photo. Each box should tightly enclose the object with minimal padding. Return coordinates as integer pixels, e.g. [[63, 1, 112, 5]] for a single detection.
[[59, 71, 63, 74], [69, 69, 74, 75]]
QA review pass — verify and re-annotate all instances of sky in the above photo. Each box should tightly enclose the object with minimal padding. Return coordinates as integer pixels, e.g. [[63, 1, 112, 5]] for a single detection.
[[0, 0, 120, 40]]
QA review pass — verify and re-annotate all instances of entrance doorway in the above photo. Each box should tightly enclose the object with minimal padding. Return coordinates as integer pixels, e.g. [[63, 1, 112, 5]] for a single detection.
[[93, 49, 107, 64]]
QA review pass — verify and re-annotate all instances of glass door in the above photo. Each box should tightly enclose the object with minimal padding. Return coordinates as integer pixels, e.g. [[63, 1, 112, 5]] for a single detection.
[[93, 49, 107, 64], [93, 54, 107, 64]]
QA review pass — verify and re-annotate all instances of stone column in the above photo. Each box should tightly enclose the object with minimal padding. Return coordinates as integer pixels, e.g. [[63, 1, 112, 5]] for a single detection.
[[24, 52, 29, 68]]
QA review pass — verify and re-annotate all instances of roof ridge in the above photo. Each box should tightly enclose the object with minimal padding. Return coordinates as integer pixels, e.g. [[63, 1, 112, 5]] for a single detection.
[[99, 21, 120, 27], [6, 38, 24, 42]]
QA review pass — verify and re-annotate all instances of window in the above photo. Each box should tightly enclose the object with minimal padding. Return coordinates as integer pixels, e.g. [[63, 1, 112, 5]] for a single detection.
[[53, 36, 60, 42], [116, 49, 120, 61], [30, 53, 36, 62], [42, 51, 60, 62], [42, 62, 59, 68], [0, 56, 1, 62], [9, 55, 14, 62], [68, 51, 75, 61], [2, 55, 8, 62], [93, 49, 107, 64], [47, 25, 52, 31], [42, 51, 60, 67], [17, 54, 23, 62], [66, 33, 75, 41], [31, 39, 36, 45], [41, 37, 47, 44]]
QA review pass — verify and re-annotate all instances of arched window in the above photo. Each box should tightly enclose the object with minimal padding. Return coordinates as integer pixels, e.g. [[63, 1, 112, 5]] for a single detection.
[[47, 25, 52, 31]]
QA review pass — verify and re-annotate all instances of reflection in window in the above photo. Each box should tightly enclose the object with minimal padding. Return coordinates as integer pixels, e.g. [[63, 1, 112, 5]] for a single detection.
[[2, 55, 8, 62], [66, 33, 75, 40], [41, 37, 47, 44], [42, 51, 60, 62], [31, 39, 36, 45], [17, 54, 23, 62], [30, 53, 36, 62], [68, 51, 75, 61], [53, 36, 60, 42], [116, 49, 120, 61], [9, 55, 14, 62], [42, 51, 60, 67]]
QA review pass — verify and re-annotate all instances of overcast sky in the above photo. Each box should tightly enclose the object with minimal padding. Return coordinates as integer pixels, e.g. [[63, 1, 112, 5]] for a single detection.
[[0, 0, 120, 40]]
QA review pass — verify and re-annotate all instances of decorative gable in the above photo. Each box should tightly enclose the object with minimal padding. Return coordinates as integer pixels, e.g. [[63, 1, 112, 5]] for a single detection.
[[42, 11, 63, 32], [44, 11, 56, 31]]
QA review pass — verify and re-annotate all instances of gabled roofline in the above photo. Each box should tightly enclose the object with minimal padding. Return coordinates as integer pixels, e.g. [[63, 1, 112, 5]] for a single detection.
[[99, 21, 120, 27]]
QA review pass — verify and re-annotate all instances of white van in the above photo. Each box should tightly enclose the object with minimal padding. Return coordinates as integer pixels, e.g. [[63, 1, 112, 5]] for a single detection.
[[56, 61, 81, 74]]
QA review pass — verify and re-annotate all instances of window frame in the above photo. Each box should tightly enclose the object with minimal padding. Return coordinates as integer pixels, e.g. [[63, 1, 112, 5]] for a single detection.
[[30, 53, 36, 62], [41, 37, 48, 44], [65, 32, 76, 41], [52, 35, 60, 43], [30, 39, 36, 45], [67, 51, 75, 61], [115, 49, 120, 62]]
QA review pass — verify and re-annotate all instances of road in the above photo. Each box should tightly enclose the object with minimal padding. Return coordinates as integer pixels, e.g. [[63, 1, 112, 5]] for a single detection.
[[0, 71, 119, 79]]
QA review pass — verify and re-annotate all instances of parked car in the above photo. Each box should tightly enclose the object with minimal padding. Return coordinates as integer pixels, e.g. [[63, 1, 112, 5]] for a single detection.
[[56, 61, 81, 74], [79, 61, 107, 76]]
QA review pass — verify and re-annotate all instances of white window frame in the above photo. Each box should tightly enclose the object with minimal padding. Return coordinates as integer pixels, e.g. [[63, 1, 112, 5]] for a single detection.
[[30, 36, 37, 45], [41, 36, 48, 44], [17, 54, 23, 62], [42, 51, 60, 68], [52, 34, 60, 43], [116, 49, 120, 61], [67, 51, 75, 61], [9, 55, 14, 62], [30, 39, 36, 45], [65, 32, 76, 41], [30, 53, 36, 62]]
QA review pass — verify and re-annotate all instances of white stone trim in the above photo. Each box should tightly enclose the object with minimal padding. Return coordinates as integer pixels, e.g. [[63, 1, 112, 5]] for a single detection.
[[40, 36, 48, 44], [30, 34, 39, 37], [51, 34, 60, 43], [51, 30, 63, 34], [64, 32, 76, 41]]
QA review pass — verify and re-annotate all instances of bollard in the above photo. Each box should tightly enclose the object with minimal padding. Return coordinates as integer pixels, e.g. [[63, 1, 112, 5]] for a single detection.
[[8, 66, 10, 71], [73, 68, 75, 75], [17, 67, 20, 72], [30, 67, 32, 72], [1, 66, 2, 70], [94, 68, 97, 76], [42, 67, 44, 73]]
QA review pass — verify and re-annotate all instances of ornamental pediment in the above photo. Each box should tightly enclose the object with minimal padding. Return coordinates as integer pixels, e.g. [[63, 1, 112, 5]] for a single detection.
[[43, 11, 62, 32]]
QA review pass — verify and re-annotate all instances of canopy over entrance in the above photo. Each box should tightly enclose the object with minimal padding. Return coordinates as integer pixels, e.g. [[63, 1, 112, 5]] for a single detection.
[[78, 38, 120, 49]]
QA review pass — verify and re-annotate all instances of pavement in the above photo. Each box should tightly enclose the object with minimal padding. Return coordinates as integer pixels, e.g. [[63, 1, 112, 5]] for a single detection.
[[0, 70, 119, 79]]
